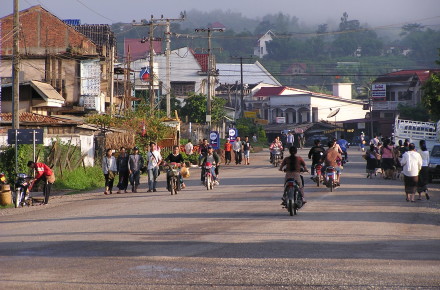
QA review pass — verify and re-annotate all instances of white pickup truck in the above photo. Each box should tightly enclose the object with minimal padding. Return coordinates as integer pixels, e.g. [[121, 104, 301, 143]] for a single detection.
[[393, 116, 440, 152]]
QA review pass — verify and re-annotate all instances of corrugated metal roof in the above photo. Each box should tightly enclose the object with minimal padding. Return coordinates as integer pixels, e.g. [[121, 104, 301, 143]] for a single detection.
[[124, 38, 162, 61], [217, 62, 281, 86], [0, 113, 79, 124]]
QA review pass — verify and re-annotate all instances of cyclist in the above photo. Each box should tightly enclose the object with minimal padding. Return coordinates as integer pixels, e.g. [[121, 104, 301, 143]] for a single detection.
[[269, 136, 283, 163], [279, 146, 308, 205], [308, 139, 326, 180]]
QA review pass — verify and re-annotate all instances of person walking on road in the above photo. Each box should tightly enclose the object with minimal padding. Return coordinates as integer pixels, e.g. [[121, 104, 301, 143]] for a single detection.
[[233, 136, 243, 165], [417, 140, 430, 200], [224, 139, 232, 165], [243, 136, 252, 165], [146, 142, 162, 192], [116, 147, 129, 194], [364, 144, 379, 179], [286, 132, 294, 150], [102, 149, 117, 195], [128, 146, 144, 193], [400, 143, 422, 202], [185, 140, 193, 155]]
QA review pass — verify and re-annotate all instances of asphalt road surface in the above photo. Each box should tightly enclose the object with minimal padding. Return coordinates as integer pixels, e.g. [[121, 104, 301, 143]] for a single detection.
[[1, 148, 440, 289]]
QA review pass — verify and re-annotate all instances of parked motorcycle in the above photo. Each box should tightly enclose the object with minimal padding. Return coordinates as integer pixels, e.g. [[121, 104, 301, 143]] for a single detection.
[[165, 162, 181, 195], [12, 173, 32, 208]]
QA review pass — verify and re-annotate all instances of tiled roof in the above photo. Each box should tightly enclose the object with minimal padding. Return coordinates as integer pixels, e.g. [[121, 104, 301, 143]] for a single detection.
[[388, 69, 440, 83], [253, 86, 287, 97], [193, 53, 208, 72], [0, 113, 79, 124], [124, 38, 162, 61]]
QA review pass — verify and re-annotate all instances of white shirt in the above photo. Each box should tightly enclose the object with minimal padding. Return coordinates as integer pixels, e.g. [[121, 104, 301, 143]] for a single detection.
[[185, 143, 193, 155], [420, 150, 430, 167], [232, 140, 242, 152], [400, 150, 422, 177], [147, 150, 162, 170], [287, 134, 294, 143]]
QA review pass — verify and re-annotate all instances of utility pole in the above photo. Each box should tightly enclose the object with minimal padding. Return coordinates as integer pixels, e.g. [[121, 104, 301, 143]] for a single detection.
[[12, 0, 20, 129], [231, 56, 254, 119], [195, 27, 223, 132], [133, 14, 184, 114]]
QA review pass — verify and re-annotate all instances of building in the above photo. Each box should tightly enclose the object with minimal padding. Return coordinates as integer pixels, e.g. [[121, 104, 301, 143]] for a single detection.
[[371, 69, 440, 136], [0, 5, 116, 115], [253, 30, 275, 59]]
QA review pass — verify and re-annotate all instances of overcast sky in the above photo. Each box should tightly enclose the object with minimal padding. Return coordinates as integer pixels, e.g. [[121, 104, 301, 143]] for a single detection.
[[1, 0, 439, 28]]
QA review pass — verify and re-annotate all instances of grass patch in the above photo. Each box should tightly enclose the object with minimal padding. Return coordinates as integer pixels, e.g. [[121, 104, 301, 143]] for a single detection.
[[53, 166, 104, 191]]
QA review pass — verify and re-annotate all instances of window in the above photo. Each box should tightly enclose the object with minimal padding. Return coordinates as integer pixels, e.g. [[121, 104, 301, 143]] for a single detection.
[[390, 91, 396, 101], [171, 82, 195, 97]]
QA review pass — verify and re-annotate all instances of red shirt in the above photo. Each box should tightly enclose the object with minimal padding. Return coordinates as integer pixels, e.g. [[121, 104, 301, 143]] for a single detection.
[[224, 143, 232, 152], [35, 163, 53, 179]]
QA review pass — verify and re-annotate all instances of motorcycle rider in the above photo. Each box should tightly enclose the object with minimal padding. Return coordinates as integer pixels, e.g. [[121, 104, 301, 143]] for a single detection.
[[279, 146, 308, 204], [323, 140, 343, 186], [27, 161, 55, 204], [164, 145, 186, 190], [201, 146, 220, 185], [269, 136, 283, 163], [308, 139, 326, 180], [337, 134, 349, 162]]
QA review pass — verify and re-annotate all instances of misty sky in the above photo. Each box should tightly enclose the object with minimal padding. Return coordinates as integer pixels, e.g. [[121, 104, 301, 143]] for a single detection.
[[1, 0, 439, 28]]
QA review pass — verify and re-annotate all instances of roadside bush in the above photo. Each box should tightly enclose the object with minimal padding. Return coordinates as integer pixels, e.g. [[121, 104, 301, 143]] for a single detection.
[[53, 166, 104, 191]]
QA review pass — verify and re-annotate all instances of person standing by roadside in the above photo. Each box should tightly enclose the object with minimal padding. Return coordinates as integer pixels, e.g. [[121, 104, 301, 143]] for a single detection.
[[380, 139, 396, 179], [224, 139, 232, 165], [299, 132, 305, 149], [185, 140, 193, 155], [417, 140, 430, 200], [364, 144, 379, 179], [27, 160, 56, 204], [146, 142, 162, 192], [232, 136, 243, 165], [243, 136, 252, 165], [252, 134, 257, 143], [102, 149, 117, 195], [116, 147, 129, 194], [128, 146, 144, 193], [400, 143, 422, 202], [286, 131, 294, 150]]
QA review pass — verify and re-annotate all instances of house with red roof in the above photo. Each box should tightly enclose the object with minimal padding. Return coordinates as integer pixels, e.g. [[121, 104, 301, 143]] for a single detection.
[[371, 69, 440, 136], [248, 83, 365, 134]]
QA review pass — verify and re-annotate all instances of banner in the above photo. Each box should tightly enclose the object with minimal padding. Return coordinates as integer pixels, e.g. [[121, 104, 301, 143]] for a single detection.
[[209, 131, 220, 149]]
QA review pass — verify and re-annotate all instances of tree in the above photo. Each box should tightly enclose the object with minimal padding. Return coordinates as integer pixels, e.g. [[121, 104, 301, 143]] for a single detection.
[[422, 73, 440, 120], [397, 103, 430, 122], [180, 93, 227, 124]]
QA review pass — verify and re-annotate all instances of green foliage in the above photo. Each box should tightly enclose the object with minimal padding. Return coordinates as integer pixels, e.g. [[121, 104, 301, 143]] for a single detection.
[[397, 103, 430, 122], [235, 118, 265, 141], [422, 71, 440, 121], [53, 166, 104, 191], [179, 93, 227, 124], [180, 151, 199, 165]]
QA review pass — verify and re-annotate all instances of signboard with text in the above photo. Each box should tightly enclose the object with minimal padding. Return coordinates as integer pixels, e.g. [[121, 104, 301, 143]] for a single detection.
[[209, 131, 220, 149], [228, 128, 238, 143]]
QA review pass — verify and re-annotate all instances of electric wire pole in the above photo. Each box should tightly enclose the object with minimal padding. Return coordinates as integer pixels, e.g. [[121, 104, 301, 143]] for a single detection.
[[195, 27, 223, 132], [12, 0, 20, 129], [231, 56, 254, 119]]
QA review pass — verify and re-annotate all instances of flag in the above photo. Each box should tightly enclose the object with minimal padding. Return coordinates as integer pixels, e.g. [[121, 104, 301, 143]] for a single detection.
[[139, 67, 150, 82]]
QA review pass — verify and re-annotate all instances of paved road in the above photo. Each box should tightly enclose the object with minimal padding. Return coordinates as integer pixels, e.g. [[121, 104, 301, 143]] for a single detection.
[[1, 148, 440, 289]]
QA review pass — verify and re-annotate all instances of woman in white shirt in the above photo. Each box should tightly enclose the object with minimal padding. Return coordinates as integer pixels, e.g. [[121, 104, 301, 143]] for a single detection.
[[417, 140, 430, 200], [102, 149, 117, 195], [400, 143, 422, 202]]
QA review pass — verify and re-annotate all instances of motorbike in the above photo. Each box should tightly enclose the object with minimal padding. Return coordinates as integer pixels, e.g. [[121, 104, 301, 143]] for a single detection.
[[323, 166, 337, 192], [312, 163, 323, 187], [165, 162, 181, 195], [272, 149, 282, 167], [204, 162, 215, 190], [282, 178, 303, 216], [12, 173, 32, 208]]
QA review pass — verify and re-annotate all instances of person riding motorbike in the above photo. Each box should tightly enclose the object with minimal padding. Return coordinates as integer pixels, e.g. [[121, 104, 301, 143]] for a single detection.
[[269, 136, 283, 163], [201, 146, 220, 185], [337, 134, 349, 163], [323, 140, 343, 186], [164, 145, 186, 190], [279, 146, 308, 205], [308, 139, 326, 180]]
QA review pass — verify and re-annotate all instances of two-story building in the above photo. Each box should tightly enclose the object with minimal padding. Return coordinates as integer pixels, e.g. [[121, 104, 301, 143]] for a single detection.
[[371, 69, 440, 136]]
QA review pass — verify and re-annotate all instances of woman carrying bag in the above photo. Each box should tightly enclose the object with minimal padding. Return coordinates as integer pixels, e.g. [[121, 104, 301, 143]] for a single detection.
[[102, 148, 117, 195]]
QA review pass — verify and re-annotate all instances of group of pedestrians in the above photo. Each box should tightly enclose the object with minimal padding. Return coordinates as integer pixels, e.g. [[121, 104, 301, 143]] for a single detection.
[[363, 137, 430, 202], [102, 142, 164, 194], [223, 136, 252, 165]]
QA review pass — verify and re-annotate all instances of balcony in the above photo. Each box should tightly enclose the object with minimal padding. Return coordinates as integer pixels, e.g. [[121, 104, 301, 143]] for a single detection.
[[372, 100, 412, 111]]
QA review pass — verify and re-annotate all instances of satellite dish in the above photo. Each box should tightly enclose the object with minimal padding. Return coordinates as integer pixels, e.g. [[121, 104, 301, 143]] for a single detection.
[[327, 108, 340, 118]]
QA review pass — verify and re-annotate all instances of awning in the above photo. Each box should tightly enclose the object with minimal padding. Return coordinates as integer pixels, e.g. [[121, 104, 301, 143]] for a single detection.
[[30, 81, 65, 104]]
